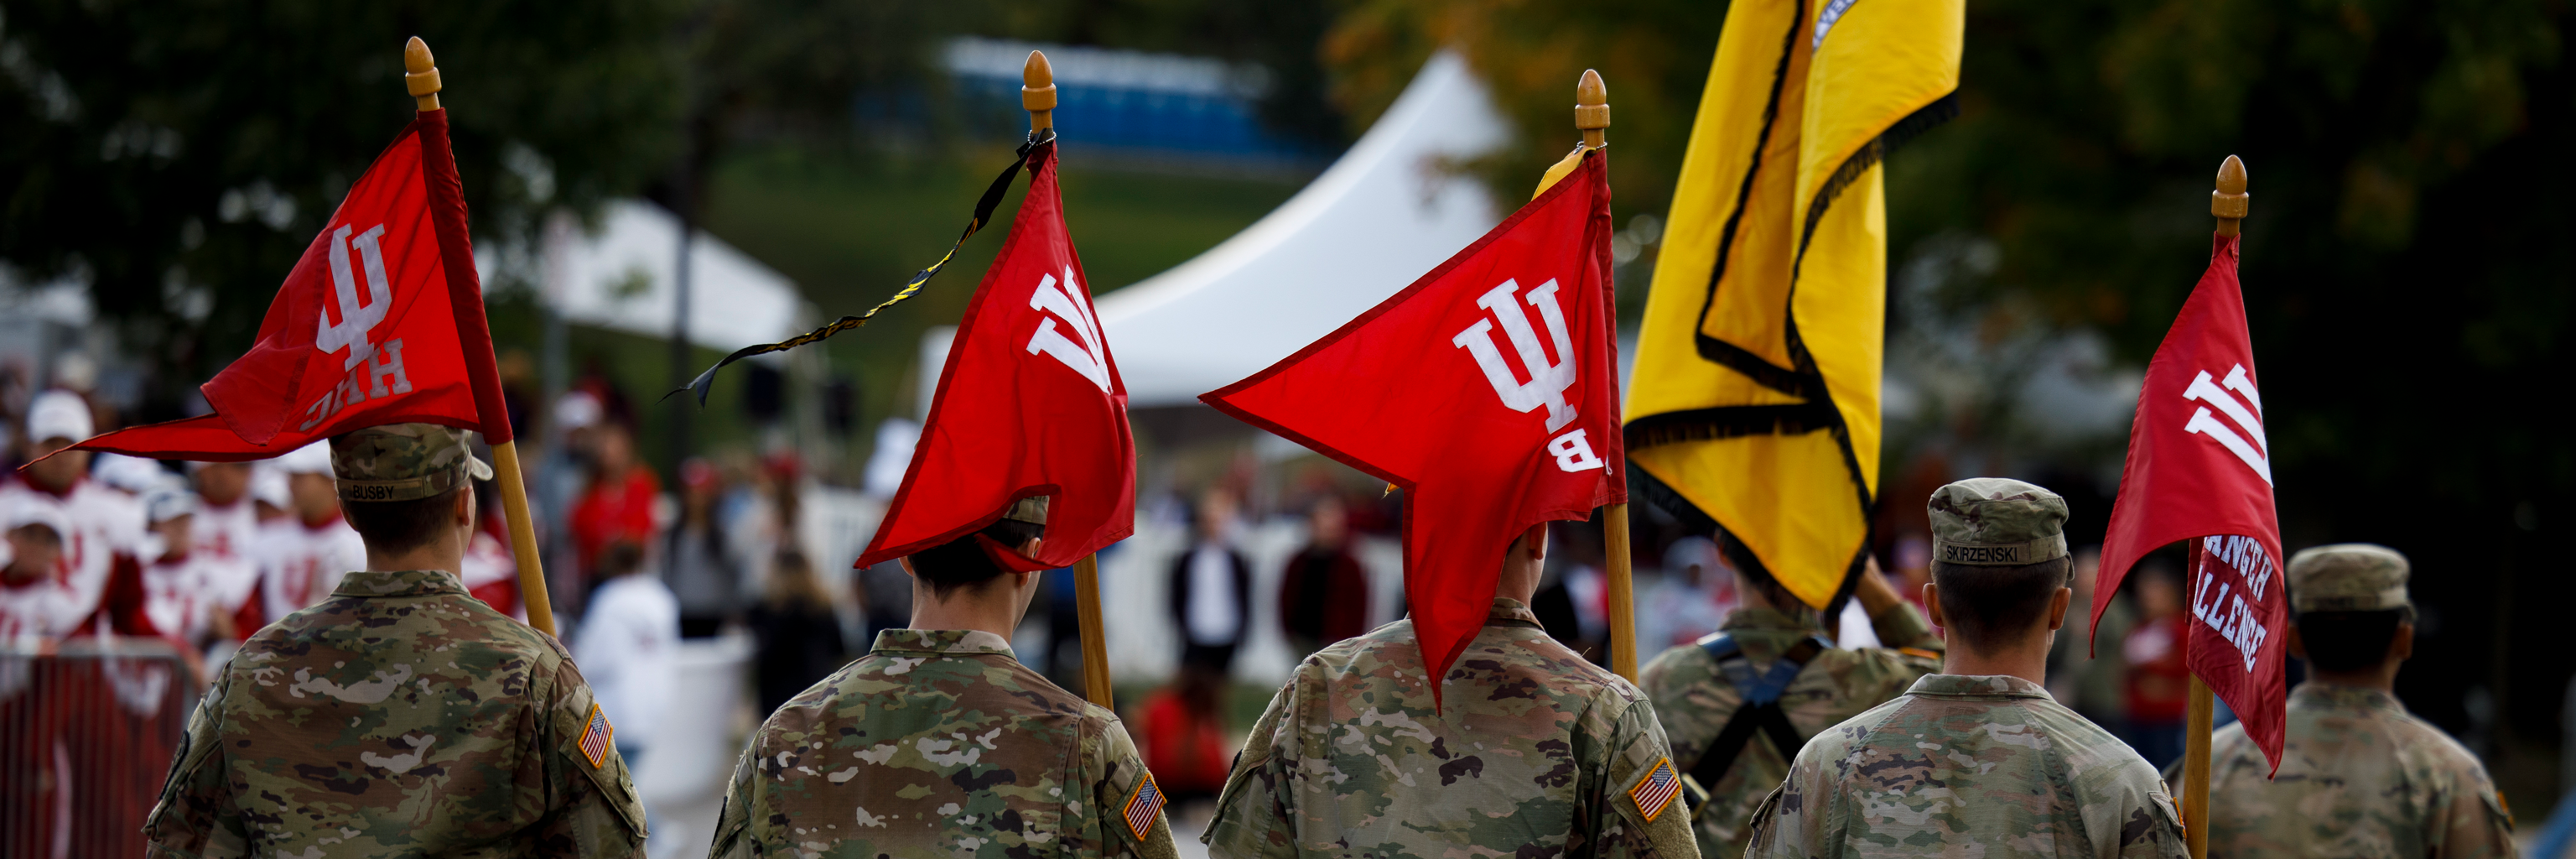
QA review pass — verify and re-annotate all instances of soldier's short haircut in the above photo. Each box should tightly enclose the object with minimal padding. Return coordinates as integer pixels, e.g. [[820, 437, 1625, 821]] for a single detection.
[[1930, 555, 2074, 653], [344, 486, 461, 554], [908, 518, 1046, 601], [2294, 607, 2411, 672]]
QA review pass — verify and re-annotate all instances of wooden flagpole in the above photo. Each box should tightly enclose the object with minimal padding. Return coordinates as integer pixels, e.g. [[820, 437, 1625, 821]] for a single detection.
[[1021, 49, 1116, 710], [1566, 69, 1640, 682], [2182, 154, 2248, 859], [406, 38, 558, 638]]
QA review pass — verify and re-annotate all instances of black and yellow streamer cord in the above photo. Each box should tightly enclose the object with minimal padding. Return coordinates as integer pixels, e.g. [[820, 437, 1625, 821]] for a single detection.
[[672, 129, 1057, 405]]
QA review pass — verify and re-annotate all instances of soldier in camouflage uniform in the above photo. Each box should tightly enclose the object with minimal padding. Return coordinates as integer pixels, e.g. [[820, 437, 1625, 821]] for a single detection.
[[2176, 544, 2515, 858], [708, 497, 1176, 859], [1639, 554, 1942, 859], [1203, 523, 1698, 859], [1745, 478, 2187, 859], [147, 423, 646, 857]]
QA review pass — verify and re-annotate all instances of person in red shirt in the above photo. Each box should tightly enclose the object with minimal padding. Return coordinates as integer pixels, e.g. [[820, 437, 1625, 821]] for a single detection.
[[1277, 495, 1370, 658], [2122, 564, 2190, 768], [569, 419, 661, 605], [1131, 664, 1233, 806]]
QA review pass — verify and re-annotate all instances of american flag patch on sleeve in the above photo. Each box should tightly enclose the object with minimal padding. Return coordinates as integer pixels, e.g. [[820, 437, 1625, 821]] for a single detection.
[[578, 703, 614, 769], [1122, 771, 1165, 839], [1629, 757, 1680, 821]]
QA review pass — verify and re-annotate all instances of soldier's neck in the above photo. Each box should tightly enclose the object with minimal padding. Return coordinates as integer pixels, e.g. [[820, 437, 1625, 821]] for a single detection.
[[366, 530, 465, 579], [2309, 664, 2398, 693], [908, 577, 1027, 643], [1938, 636, 2051, 685]]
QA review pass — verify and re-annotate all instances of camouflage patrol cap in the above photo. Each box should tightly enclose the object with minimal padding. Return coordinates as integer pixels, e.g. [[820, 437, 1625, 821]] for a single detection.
[[1927, 477, 2070, 566], [329, 423, 495, 502], [2288, 544, 2410, 613], [1000, 495, 1048, 526]]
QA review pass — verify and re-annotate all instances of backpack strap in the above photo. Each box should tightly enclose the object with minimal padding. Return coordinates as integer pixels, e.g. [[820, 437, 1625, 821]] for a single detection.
[[1685, 634, 1832, 805]]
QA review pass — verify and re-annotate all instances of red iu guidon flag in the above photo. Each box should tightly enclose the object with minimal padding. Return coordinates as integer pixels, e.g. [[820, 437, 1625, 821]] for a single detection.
[[1203, 149, 1623, 698], [2096, 232, 2287, 772], [854, 140, 1135, 572], [75, 111, 507, 459]]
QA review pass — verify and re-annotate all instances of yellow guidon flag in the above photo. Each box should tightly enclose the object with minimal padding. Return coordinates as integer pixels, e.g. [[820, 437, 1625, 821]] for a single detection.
[[1624, 0, 1962, 609]]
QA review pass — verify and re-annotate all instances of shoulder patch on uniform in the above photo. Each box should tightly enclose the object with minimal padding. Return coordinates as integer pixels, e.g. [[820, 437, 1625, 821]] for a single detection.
[[578, 702, 614, 769], [1899, 647, 1941, 660], [1123, 770, 1166, 840], [1630, 757, 1680, 822]]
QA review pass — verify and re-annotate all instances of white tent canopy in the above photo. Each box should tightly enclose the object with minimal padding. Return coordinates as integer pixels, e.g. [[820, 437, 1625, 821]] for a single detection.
[[1094, 52, 1509, 407], [479, 200, 807, 351]]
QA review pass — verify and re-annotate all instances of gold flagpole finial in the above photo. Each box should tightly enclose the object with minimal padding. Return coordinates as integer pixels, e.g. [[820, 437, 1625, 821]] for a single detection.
[[1576, 69, 1609, 148], [1024, 50, 1057, 133], [2213, 155, 2249, 237], [404, 37, 442, 112]]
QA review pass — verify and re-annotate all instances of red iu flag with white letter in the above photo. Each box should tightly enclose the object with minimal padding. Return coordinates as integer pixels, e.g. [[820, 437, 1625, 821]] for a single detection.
[[1203, 149, 1623, 697], [854, 141, 1135, 572], [2096, 232, 2287, 772], [74, 112, 507, 459]]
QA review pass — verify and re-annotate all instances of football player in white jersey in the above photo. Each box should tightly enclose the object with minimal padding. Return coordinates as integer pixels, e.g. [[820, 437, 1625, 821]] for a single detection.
[[252, 442, 366, 622]]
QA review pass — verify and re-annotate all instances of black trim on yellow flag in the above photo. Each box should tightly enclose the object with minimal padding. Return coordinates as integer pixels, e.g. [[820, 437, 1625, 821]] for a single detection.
[[1624, 0, 1961, 610]]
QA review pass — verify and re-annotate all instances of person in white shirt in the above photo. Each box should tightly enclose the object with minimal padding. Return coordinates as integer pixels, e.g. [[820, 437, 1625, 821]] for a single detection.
[[253, 442, 366, 622], [139, 487, 246, 650], [0, 496, 79, 648], [0, 390, 147, 633], [1166, 487, 1249, 675], [187, 461, 261, 628], [570, 539, 678, 768]]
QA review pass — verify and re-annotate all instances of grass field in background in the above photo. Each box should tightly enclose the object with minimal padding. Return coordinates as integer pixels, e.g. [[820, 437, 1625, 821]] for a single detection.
[[701, 143, 1304, 475], [488, 143, 1309, 476]]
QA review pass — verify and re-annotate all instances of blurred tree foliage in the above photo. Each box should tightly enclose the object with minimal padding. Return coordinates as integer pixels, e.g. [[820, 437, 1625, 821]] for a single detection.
[[1322, 0, 1725, 222], [0, 0, 685, 388], [1327, 0, 2574, 748]]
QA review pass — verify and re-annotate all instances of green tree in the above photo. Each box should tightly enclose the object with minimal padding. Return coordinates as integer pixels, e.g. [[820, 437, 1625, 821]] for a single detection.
[[0, 0, 686, 393]]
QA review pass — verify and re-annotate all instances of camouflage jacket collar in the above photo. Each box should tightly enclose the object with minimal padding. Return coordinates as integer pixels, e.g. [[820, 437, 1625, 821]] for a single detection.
[[2289, 681, 2403, 715], [872, 628, 1017, 658], [1716, 607, 1831, 661], [1720, 607, 1826, 636], [1905, 674, 2054, 701], [1488, 597, 1543, 628], [330, 569, 470, 598]]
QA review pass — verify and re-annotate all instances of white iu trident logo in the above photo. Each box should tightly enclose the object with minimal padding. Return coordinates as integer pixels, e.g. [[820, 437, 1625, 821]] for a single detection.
[[1453, 279, 1602, 473], [296, 223, 413, 431], [1026, 266, 1110, 393], [2184, 363, 2269, 486]]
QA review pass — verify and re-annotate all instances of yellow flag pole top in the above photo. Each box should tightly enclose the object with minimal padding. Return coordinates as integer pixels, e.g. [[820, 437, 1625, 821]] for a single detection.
[[405, 37, 560, 638], [1026, 47, 1114, 709], [2181, 155, 2247, 859]]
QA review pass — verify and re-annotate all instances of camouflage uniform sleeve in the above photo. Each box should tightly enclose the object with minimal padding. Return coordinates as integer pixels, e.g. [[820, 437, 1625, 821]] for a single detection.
[[2428, 753, 2516, 859], [1585, 695, 1701, 859], [1867, 599, 1944, 653], [705, 745, 759, 859], [1090, 710, 1181, 859], [1203, 679, 1300, 859], [144, 674, 250, 858], [2079, 760, 2187, 859], [1742, 740, 1841, 859], [534, 654, 649, 858]]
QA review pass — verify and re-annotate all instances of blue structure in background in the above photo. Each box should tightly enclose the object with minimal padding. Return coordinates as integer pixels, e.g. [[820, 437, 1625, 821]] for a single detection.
[[942, 37, 1329, 169]]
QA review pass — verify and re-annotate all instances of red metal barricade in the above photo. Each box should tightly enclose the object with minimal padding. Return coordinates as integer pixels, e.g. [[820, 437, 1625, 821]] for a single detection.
[[1, 640, 202, 859]]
